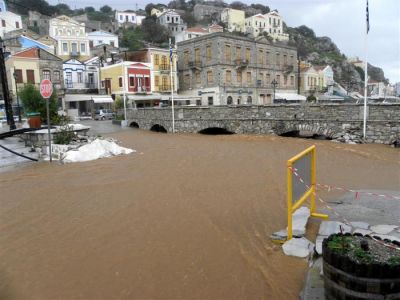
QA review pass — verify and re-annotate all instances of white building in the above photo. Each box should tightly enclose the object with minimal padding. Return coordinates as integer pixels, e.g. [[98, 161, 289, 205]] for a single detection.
[[49, 15, 90, 59], [0, 0, 22, 38], [157, 9, 187, 36], [88, 31, 119, 48], [220, 8, 245, 33], [115, 10, 144, 27], [263, 10, 289, 42], [244, 14, 266, 37]]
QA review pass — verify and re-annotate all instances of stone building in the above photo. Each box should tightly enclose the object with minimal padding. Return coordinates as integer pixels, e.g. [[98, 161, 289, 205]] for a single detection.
[[177, 32, 298, 105], [193, 4, 224, 21], [27, 11, 50, 35]]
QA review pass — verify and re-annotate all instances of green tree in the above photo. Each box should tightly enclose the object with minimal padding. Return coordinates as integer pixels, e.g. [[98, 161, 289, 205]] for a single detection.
[[84, 6, 96, 13], [100, 5, 112, 14], [141, 16, 169, 44], [19, 84, 58, 124], [120, 27, 144, 50]]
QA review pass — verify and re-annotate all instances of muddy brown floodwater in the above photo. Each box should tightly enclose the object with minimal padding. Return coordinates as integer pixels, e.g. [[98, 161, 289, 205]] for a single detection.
[[0, 129, 399, 300]]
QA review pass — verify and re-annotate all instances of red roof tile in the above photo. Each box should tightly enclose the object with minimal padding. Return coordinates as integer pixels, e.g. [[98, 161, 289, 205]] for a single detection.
[[13, 47, 39, 58]]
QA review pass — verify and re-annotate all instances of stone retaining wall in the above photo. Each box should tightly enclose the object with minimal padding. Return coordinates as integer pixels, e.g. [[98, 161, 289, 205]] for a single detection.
[[125, 103, 400, 144]]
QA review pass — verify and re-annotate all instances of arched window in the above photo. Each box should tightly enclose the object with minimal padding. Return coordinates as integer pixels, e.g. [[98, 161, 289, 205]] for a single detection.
[[227, 96, 233, 105], [247, 96, 252, 104]]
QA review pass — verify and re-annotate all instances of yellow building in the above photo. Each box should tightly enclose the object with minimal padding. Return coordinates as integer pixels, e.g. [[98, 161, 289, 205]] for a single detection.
[[221, 8, 245, 33], [126, 47, 178, 94]]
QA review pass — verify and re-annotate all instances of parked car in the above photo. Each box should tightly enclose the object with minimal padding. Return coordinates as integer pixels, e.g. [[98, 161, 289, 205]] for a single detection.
[[94, 109, 114, 120]]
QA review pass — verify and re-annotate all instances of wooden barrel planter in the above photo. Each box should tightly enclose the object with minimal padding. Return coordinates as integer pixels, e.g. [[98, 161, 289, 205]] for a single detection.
[[322, 233, 400, 300]]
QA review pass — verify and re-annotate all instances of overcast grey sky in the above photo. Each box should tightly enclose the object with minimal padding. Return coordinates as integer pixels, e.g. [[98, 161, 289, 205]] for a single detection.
[[51, 0, 400, 83]]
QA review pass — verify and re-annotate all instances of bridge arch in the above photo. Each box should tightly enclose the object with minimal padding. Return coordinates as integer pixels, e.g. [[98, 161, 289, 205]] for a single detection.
[[129, 121, 139, 128], [276, 123, 336, 139], [150, 124, 168, 133], [198, 127, 234, 135]]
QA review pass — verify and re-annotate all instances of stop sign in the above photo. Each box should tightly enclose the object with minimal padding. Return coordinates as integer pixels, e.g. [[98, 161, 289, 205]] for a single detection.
[[40, 79, 53, 99]]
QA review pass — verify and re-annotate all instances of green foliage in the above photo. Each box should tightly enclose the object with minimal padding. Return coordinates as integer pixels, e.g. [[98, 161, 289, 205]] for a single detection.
[[100, 5, 112, 14], [114, 95, 124, 110], [388, 256, 400, 266], [141, 16, 170, 44], [51, 114, 72, 126], [119, 27, 144, 51], [250, 3, 270, 14], [306, 95, 317, 102], [19, 84, 58, 124], [182, 11, 196, 27], [353, 248, 372, 263], [53, 125, 75, 145]]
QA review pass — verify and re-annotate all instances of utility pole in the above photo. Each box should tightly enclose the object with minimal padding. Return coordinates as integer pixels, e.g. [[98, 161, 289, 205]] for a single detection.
[[0, 38, 16, 130], [297, 53, 301, 95]]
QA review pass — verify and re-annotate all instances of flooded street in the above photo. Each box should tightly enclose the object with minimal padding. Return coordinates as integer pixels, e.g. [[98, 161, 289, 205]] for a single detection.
[[0, 128, 399, 299]]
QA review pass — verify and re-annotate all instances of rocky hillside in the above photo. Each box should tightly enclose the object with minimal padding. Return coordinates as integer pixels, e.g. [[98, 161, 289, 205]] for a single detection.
[[286, 25, 388, 92]]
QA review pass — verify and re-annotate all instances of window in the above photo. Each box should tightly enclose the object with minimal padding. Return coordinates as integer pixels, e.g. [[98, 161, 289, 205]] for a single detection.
[[284, 75, 287, 86], [119, 77, 123, 87], [290, 75, 294, 86], [245, 48, 251, 62], [110, 41, 115, 47], [14, 69, 23, 83], [16, 21, 19, 29], [227, 96, 233, 105], [1, 20, 5, 27], [43, 70, 51, 80], [208, 97, 213, 105], [98, 40, 103, 44], [224, 44, 231, 62], [290, 55, 294, 65], [53, 71, 60, 82], [195, 48, 200, 63], [63, 42, 68, 53], [247, 96, 252, 104], [258, 49, 264, 65], [283, 54, 287, 66], [129, 76, 135, 87], [276, 74, 280, 85], [207, 70, 213, 84], [184, 74, 190, 86], [167, 16, 170, 21], [266, 74, 270, 85], [276, 53, 280, 66], [71, 43, 77, 53], [125, 16, 128, 22], [236, 47, 241, 60], [131, 16, 135, 21], [266, 51, 270, 64], [246, 72, 251, 84], [237, 71, 242, 83], [77, 72, 82, 83], [226, 70, 232, 83], [81, 43, 86, 53], [154, 54, 159, 66], [195, 71, 201, 84], [206, 45, 211, 62], [196, 100, 201, 106], [155, 76, 159, 87], [67, 30, 71, 36], [183, 51, 189, 65], [26, 70, 35, 84], [120, 15, 123, 20]]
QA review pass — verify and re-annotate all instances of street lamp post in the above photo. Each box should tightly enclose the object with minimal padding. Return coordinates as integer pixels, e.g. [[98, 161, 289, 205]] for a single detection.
[[13, 71, 22, 123], [271, 79, 278, 103]]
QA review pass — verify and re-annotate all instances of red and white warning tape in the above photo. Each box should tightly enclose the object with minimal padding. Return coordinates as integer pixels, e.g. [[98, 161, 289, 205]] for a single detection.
[[288, 166, 400, 251]]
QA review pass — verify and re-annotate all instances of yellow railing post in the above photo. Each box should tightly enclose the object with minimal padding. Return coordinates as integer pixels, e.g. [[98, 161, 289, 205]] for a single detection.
[[287, 161, 293, 240], [286, 145, 328, 241]]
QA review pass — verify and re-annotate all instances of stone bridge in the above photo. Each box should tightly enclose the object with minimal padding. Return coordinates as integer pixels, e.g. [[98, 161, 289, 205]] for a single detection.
[[125, 103, 400, 144]]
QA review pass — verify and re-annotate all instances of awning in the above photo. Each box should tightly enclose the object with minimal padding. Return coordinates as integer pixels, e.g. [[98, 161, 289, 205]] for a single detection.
[[92, 97, 114, 103], [64, 94, 93, 102], [275, 93, 306, 101], [127, 95, 162, 101], [64, 95, 114, 103]]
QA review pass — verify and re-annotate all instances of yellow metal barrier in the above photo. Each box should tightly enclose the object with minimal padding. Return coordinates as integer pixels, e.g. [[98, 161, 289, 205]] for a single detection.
[[287, 145, 328, 240]]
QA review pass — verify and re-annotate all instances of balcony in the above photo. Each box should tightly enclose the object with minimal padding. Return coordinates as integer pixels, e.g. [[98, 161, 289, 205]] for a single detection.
[[188, 61, 202, 70], [65, 80, 98, 94], [235, 59, 249, 69], [159, 64, 171, 73], [155, 85, 172, 92], [70, 51, 81, 58]]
